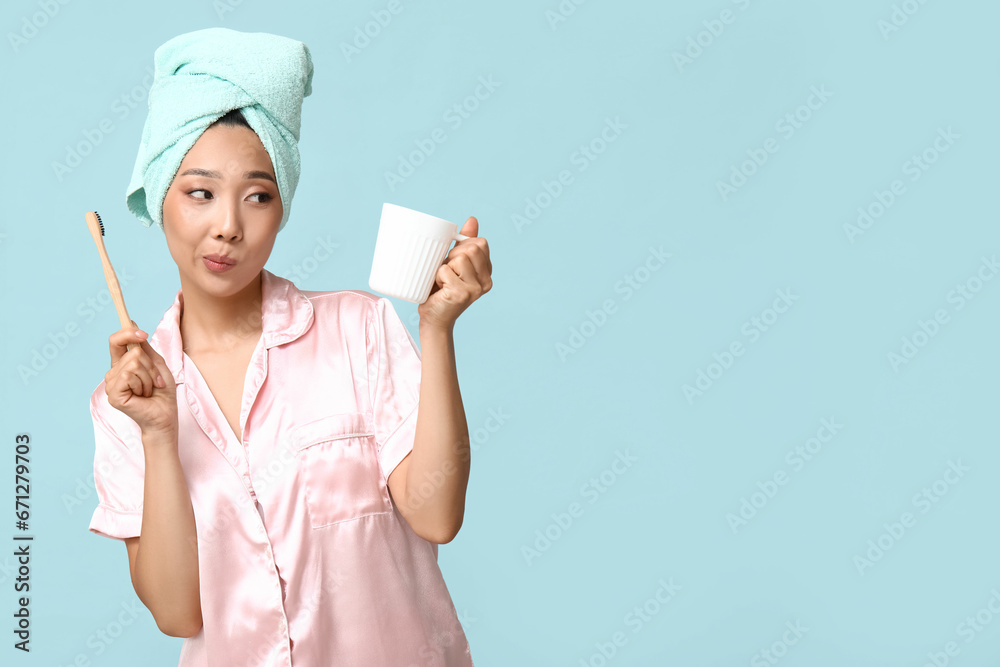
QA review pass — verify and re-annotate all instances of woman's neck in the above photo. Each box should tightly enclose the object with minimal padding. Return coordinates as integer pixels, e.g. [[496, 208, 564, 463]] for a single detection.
[[179, 271, 264, 353]]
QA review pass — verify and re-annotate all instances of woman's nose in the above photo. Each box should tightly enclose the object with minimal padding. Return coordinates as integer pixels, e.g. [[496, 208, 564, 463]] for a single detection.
[[213, 200, 243, 239]]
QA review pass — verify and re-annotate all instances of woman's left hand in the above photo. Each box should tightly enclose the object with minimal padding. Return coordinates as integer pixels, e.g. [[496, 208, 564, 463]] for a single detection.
[[418, 216, 492, 331]]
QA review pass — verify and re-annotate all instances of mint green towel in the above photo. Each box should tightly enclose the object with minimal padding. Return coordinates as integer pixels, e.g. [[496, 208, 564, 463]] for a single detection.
[[126, 27, 314, 232]]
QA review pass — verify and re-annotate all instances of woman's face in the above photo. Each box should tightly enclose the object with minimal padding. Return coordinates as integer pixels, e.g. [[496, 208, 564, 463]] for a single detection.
[[162, 123, 282, 299]]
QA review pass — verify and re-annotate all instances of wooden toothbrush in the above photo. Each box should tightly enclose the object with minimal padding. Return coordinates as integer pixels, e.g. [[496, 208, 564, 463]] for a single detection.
[[84, 211, 137, 352]]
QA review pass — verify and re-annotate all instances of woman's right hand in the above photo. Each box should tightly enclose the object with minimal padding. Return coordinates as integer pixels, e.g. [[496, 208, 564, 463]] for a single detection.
[[105, 321, 178, 436]]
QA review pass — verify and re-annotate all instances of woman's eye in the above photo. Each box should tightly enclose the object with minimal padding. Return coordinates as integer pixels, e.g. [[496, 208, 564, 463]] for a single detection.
[[189, 189, 211, 199], [249, 192, 272, 203]]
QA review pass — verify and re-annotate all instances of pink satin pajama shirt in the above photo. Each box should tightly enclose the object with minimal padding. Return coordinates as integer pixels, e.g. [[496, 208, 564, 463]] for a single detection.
[[88, 268, 474, 666]]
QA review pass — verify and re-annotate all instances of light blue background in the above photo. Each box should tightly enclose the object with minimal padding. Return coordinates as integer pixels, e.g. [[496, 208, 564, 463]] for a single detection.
[[1, 0, 998, 665]]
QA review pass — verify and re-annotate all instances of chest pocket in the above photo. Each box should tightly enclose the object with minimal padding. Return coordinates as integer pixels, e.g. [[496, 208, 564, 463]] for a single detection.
[[291, 412, 392, 528]]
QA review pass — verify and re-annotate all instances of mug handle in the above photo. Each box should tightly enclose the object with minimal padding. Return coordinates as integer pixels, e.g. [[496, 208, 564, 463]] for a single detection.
[[455, 233, 470, 242]]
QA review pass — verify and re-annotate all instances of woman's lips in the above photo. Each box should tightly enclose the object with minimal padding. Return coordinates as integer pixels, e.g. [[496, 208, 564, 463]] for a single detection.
[[203, 256, 236, 273]]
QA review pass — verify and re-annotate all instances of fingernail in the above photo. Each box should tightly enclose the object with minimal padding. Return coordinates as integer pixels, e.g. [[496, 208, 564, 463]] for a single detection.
[[155, 375, 164, 387], [136, 331, 146, 338]]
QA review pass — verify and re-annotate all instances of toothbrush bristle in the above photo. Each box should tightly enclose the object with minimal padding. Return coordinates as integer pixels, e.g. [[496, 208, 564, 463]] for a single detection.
[[95, 211, 104, 236]]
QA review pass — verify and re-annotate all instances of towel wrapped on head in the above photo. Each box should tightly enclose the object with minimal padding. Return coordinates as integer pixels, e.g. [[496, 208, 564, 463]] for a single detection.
[[126, 27, 314, 232]]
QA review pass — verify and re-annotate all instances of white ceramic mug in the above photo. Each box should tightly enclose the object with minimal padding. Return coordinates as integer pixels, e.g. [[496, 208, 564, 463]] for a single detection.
[[368, 203, 469, 303]]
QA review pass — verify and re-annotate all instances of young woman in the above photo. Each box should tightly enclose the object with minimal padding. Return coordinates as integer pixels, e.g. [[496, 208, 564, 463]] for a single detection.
[[88, 28, 490, 666]]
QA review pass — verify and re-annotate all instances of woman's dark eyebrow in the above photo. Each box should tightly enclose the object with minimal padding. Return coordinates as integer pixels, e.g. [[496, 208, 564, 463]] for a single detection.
[[179, 168, 275, 182]]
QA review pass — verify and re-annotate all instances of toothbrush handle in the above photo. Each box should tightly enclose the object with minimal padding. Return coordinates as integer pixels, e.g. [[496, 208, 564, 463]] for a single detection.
[[85, 212, 136, 352]]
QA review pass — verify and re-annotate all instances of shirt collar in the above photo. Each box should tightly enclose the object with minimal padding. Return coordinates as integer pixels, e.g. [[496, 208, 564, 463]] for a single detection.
[[151, 268, 315, 385]]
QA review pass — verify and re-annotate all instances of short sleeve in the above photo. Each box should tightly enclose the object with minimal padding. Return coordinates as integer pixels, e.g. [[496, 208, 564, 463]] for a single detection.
[[367, 297, 422, 481], [88, 384, 145, 541]]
